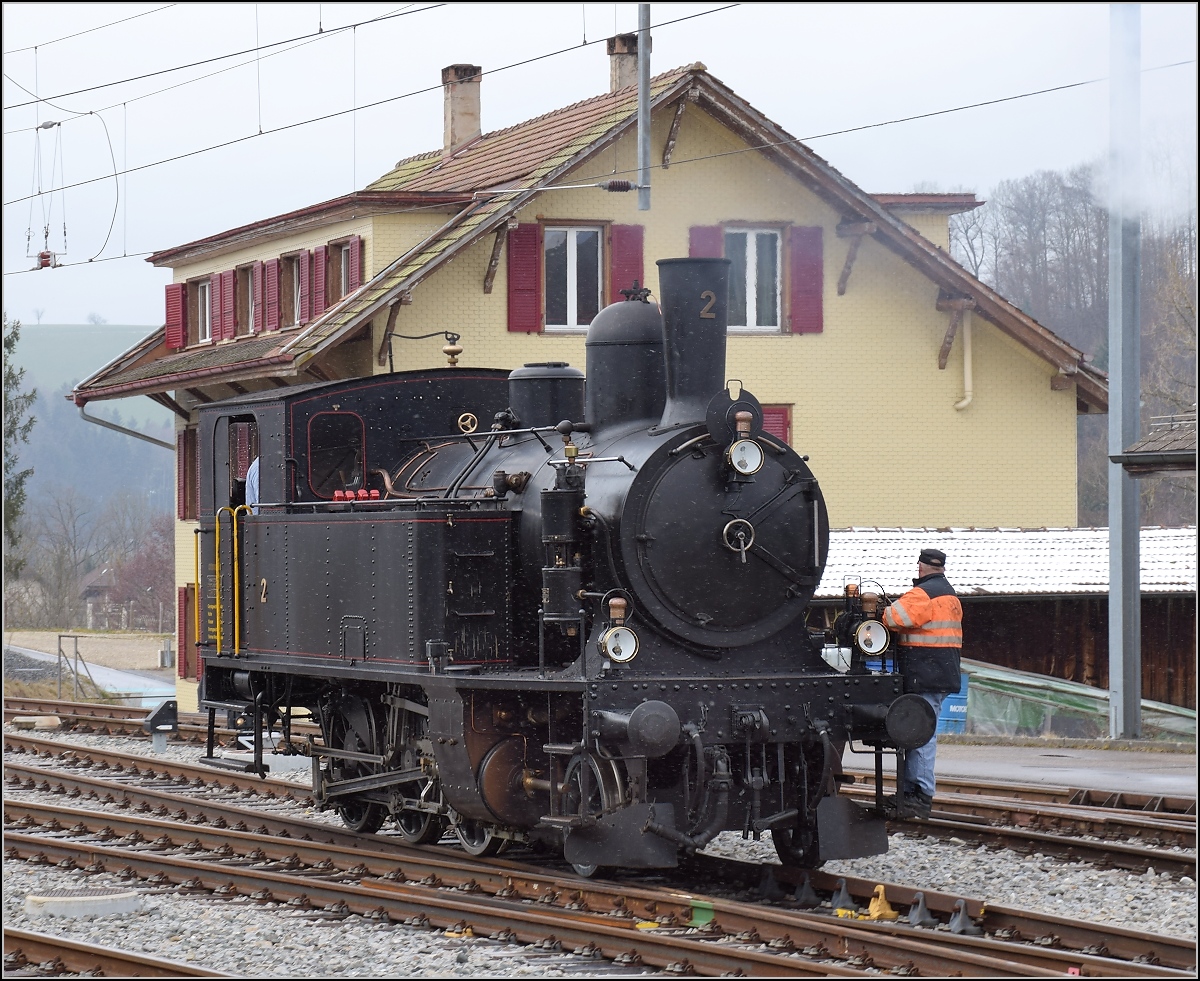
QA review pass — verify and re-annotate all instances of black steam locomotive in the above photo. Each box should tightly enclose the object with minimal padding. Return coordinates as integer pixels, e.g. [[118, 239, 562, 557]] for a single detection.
[[196, 257, 934, 873]]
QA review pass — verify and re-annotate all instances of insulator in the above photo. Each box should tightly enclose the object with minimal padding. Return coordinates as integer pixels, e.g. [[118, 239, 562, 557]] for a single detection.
[[603, 180, 633, 192]]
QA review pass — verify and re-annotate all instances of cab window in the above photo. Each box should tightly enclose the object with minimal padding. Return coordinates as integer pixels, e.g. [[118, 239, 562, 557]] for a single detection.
[[308, 412, 365, 498]]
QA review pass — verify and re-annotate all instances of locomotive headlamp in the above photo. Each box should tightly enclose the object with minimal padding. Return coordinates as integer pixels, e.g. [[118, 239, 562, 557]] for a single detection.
[[600, 625, 639, 663], [854, 620, 890, 655], [599, 596, 639, 663], [727, 438, 765, 475], [725, 409, 764, 475]]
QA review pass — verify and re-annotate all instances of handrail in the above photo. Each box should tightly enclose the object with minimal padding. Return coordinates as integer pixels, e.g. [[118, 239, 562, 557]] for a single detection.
[[214, 505, 252, 656], [193, 529, 201, 663], [231, 505, 251, 654], [214, 508, 232, 654]]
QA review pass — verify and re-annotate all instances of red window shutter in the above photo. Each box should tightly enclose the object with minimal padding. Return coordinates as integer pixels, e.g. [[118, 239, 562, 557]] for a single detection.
[[190, 428, 200, 521], [507, 224, 542, 333], [165, 283, 187, 349], [313, 246, 327, 317], [175, 431, 187, 520], [348, 236, 362, 291], [761, 405, 791, 444], [177, 586, 190, 680], [689, 225, 724, 258], [609, 224, 644, 302], [264, 259, 280, 330], [298, 251, 311, 325], [252, 262, 264, 333], [209, 273, 221, 342], [221, 269, 236, 339], [788, 226, 824, 334]]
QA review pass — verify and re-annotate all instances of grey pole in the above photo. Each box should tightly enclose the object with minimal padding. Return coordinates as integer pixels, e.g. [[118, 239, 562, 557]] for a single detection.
[[637, 3, 650, 211], [1107, 2, 1142, 739]]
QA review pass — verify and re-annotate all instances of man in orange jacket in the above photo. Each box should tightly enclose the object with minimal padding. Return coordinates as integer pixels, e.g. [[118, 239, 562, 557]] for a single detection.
[[881, 548, 963, 819]]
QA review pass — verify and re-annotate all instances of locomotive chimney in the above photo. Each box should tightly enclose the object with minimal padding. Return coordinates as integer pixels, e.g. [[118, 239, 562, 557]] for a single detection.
[[656, 257, 731, 429]]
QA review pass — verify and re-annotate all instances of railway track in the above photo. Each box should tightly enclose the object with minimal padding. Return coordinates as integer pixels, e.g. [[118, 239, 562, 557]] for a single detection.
[[3, 927, 231, 978], [5, 789, 1194, 977], [8, 724, 1195, 878], [4, 729, 1196, 977]]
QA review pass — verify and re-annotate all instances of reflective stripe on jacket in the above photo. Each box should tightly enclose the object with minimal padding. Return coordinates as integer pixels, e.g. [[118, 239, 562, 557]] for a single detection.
[[883, 572, 963, 694], [882, 574, 963, 647]]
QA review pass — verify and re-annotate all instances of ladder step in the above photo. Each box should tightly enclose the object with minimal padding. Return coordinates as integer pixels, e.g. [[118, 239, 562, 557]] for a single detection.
[[538, 815, 582, 830], [543, 743, 584, 756]]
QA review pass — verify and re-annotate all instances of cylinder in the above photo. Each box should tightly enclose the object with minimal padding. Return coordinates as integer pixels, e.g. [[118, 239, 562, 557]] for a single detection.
[[507, 362, 584, 430], [656, 257, 731, 429], [585, 297, 666, 432]]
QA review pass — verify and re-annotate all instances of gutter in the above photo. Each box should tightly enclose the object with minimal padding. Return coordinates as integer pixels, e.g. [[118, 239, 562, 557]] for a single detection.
[[78, 405, 174, 450], [1109, 450, 1197, 470]]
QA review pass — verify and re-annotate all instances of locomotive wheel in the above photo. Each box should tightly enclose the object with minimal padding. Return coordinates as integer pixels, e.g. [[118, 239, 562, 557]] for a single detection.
[[395, 782, 445, 845], [393, 708, 446, 845], [771, 826, 822, 869], [454, 818, 506, 857], [327, 696, 387, 835], [560, 753, 625, 878]]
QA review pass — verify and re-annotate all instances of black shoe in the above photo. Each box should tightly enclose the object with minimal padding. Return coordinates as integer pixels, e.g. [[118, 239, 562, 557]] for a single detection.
[[903, 791, 933, 819]]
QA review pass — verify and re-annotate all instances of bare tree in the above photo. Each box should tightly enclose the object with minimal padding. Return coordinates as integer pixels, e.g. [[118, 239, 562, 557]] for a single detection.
[[950, 158, 1195, 527], [19, 488, 105, 628]]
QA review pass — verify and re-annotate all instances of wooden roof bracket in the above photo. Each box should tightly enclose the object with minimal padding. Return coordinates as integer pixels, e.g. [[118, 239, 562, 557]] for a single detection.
[[1051, 365, 1078, 391], [375, 291, 414, 366], [835, 220, 876, 295], [661, 91, 693, 169], [147, 391, 191, 420], [936, 293, 975, 369], [483, 221, 517, 295]]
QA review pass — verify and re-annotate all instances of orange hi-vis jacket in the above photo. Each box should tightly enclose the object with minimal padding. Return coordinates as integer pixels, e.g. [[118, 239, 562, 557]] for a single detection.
[[882, 572, 963, 693], [882, 578, 963, 648]]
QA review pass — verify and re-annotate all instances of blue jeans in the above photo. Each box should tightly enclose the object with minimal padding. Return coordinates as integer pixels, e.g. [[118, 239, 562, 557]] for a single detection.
[[903, 692, 946, 797]]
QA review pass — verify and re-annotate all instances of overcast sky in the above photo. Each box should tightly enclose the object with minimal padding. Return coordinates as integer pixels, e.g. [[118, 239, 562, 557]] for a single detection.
[[3, 2, 1196, 327]]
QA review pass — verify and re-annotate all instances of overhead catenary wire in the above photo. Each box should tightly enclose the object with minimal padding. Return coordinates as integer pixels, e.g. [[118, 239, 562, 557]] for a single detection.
[[0, 5, 737, 209], [2, 4, 447, 110], [2, 4, 179, 55], [2, 4, 422, 133]]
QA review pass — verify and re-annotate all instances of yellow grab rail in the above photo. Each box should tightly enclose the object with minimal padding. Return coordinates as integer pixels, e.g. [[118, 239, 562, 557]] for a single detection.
[[213, 505, 253, 656], [193, 528, 201, 660]]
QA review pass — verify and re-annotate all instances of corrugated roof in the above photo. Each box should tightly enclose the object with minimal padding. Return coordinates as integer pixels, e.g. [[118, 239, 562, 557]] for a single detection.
[[817, 526, 1196, 600]]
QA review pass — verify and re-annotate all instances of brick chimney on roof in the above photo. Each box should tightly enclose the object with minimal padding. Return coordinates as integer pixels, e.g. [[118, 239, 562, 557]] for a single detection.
[[442, 64, 482, 156], [607, 33, 649, 93]]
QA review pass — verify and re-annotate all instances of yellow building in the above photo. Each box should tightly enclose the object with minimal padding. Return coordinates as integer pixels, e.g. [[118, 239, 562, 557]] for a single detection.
[[73, 43, 1108, 707]]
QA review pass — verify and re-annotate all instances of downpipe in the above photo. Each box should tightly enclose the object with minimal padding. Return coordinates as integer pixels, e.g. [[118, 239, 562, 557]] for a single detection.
[[954, 319, 973, 410]]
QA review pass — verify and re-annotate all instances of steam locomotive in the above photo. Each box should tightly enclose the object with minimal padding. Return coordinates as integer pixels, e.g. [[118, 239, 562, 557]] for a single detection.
[[196, 257, 934, 874]]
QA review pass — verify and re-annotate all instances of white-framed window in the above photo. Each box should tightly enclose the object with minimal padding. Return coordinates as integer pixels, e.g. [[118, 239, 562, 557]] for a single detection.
[[544, 226, 602, 331], [292, 255, 304, 326], [197, 280, 212, 343], [340, 243, 352, 299], [245, 269, 255, 332], [724, 228, 781, 331]]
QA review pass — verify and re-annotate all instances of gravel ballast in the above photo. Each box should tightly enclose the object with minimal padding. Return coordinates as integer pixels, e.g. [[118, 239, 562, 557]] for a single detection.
[[4, 727, 1195, 976]]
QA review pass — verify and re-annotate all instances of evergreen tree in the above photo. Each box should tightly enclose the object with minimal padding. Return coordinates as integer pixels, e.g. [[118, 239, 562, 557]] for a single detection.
[[3, 315, 37, 579]]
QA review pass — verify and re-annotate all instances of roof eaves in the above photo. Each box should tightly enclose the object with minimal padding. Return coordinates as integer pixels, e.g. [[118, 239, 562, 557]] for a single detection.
[[687, 74, 1108, 412], [73, 325, 167, 397], [147, 190, 472, 267], [71, 352, 300, 404]]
